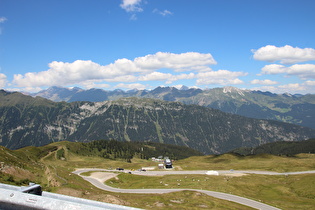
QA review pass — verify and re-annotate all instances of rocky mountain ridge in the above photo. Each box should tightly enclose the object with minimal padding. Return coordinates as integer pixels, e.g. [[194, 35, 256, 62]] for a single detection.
[[30, 86, 315, 129], [1, 89, 315, 154]]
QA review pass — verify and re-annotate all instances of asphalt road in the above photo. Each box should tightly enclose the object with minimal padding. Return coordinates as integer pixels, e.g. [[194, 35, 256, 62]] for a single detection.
[[71, 169, 315, 210]]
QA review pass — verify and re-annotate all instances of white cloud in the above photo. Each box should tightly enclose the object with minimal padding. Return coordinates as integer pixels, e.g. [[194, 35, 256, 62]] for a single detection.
[[289, 64, 315, 79], [261, 64, 286, 75], [0, 17, 7, 23], [261, 64, 315, 79], [251, 84, 304, 94], [276, 83, 307, 93], [115, 83, 146, 90], [81, 81, 111, 90], [153, 9, 173, 16], [0, 73, 7, 87], [13, 60, 107, 87], [105, 75, 137, 83], [252, 45, 315, 64], [139, 72, 172, 81], [7, 86, 43, 93], [139, 72, 195, 84], [129, 14, 138, 20], [196, 70, 246, 85], [186, 66, 212, 72], [251, 81, 315, 94], [250, 79, 278, 85], [0, 17, 7, 35], [304, 80, 315, 86], [279, 83, 305, 90], [12, 52, 216, 89], [120, 0, 143, 12], [165, 73, 195, 84], [134, 52, 217, 71]]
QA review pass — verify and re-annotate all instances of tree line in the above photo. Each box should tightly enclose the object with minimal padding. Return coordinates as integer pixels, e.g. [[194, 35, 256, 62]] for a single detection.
[[67, 139, 203, 162]]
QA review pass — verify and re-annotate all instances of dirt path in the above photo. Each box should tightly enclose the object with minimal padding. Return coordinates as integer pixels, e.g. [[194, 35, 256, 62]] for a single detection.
[[40, 146, 67, 187], [89, 172, 118, 182]]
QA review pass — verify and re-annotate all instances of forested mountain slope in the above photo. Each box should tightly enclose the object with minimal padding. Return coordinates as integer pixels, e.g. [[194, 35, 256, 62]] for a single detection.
[[1, 90, 315, 154], [231, 138, 315, 156]]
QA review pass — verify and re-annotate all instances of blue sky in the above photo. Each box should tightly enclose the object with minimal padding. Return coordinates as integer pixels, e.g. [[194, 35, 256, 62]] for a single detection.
[[1, 0, 315, 94]]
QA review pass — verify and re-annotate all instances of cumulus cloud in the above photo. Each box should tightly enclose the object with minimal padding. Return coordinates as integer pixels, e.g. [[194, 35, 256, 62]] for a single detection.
[[304, 80, 315, 86], [0, 73, 7, 87], [251, 84, 305, 94], [105, 75, 138, 83], [251, 80, 315, 94], [12, 52, 217, 88], [196, 70, 246, 85], [115, 83, 146, 90], [139, 72, 172, 81], [278, 83, 306, 91], [9, 51, 251, 91], [250, 79, 278, 85], [138, 72, 197, 85], [80, 81, 111, 90], [134, 52, 217, 71], [252, 45, 315, 64], [274, 83, 307, 93], [260, 64, 286, 75], [120, 0, 143, 12], [261, 64, 315, 79], [165, 73, 195, 84], [13, 60, 106, 87]]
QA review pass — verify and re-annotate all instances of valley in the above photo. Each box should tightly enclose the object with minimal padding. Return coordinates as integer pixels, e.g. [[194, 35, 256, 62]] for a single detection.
[[1, 88, 315, 209], [1, 141, 315, 209]]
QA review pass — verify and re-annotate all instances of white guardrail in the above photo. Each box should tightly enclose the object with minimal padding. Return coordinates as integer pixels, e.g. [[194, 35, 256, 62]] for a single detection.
[[0, 183, 141, 210]]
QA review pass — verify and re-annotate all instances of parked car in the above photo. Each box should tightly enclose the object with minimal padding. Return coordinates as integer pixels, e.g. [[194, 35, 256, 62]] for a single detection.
[[164, 158, 172, 168]]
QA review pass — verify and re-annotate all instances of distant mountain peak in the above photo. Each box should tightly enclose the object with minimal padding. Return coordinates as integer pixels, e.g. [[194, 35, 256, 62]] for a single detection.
[[45, 86, 82, 92], [180, 85, 189, 90], [33, 86, 83, 102], [283, 93, 293, 97], [222, 86, 246, 96], [68, 87, 83, 93], [127, 88, 139, 93], [113, 89, 124, 93]]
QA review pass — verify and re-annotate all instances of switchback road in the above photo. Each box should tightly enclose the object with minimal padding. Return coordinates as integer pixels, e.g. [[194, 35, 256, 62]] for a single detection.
[[72, 169, 315, 210]]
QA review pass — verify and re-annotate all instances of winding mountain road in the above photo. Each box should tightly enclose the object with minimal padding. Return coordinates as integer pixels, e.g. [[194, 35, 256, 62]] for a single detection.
[[72, 169, 315, 210]]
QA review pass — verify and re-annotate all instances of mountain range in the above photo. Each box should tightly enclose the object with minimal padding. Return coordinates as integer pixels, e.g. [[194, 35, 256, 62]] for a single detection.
[[1, 89, 315, 154], [31, 86, 315, 129]]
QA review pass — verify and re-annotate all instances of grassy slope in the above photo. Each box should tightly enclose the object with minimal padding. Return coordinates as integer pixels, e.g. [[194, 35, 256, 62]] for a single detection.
[[1, 142, 314, 209], [175, 153, 315, 172], [107, 172, 314, 210]]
